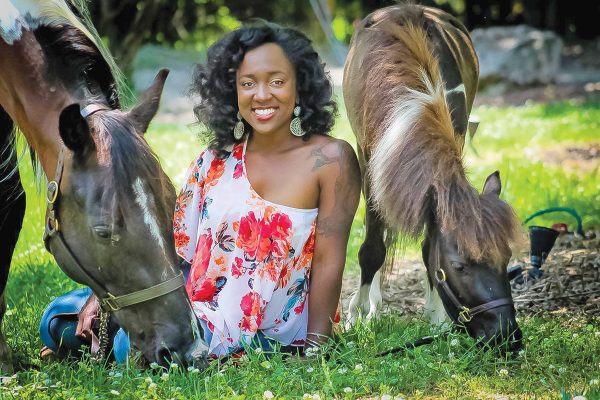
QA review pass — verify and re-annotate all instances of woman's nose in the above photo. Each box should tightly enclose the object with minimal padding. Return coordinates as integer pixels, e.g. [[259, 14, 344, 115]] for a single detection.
[[255, 83, 272, 101]]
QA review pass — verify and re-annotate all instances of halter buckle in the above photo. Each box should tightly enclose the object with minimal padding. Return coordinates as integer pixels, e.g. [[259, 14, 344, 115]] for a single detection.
[[458, 306, 472, 323], [435, 269, 446, 283], [101, 293, 121, 312], [45, 217, 59, 235], [47, 181, 59, 204]]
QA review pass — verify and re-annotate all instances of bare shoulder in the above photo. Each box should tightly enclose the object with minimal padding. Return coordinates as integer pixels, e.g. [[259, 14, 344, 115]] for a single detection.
[[305, 136, 361, 237]]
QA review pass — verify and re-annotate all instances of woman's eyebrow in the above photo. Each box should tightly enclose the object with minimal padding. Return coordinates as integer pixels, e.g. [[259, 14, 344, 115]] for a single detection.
[[238, 70, 288, 78]]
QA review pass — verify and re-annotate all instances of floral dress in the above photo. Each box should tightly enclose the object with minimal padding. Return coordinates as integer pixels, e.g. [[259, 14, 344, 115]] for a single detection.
[[173, 141, 318, 356]]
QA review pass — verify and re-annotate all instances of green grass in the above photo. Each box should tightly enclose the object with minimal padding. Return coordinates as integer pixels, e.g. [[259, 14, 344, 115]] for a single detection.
[[465, 101, 600, 229], [4, 100, 600, 399]]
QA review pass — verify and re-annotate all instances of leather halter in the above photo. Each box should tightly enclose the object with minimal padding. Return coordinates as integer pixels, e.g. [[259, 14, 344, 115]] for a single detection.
[[42, 106, 184, 313], [432, 240, 513, 324]]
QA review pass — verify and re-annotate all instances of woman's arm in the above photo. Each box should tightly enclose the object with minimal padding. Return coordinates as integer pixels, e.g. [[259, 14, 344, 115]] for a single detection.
[[306, 139, 361, 349]]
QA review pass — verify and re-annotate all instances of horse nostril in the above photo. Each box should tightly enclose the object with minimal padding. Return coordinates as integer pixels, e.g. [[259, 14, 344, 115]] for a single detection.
[[489, 325, 523, 352], [155, 346, 190, 367], [155, 347, 173, 366]]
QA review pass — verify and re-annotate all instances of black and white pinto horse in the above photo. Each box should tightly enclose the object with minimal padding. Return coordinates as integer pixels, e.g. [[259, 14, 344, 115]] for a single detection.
[[0, 0, 207, 369], [343, 4, 523, 349]]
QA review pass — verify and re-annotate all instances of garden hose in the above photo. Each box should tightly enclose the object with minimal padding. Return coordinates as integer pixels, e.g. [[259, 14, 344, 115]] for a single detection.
[[376, 335, 438, 357], [522, 207, 584, 236]]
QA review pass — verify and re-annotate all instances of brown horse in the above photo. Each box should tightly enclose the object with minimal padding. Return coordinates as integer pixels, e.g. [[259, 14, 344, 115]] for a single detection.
[[343, 4, 523, 349], [0, 0, 207, 368]]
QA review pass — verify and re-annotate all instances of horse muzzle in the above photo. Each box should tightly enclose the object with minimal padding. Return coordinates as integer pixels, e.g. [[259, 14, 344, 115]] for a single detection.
[[144, 333, 208, 368], [470, 310, 523, 352]]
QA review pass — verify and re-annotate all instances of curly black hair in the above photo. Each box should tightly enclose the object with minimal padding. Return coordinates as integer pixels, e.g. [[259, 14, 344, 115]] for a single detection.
[[190, 21, 338, 152]]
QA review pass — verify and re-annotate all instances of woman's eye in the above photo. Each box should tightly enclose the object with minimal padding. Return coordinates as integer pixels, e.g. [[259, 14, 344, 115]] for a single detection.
[[240, 81, 254, 87], [271, 79, 284, 86], [93, 225, 112, 239]]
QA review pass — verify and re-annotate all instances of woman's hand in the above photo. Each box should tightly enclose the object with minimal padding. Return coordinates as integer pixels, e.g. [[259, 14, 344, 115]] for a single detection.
[[75, 294, 100, 342]]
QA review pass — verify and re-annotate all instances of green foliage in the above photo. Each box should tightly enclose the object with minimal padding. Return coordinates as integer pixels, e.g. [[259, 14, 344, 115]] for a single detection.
[[5, 100, 599, 397]]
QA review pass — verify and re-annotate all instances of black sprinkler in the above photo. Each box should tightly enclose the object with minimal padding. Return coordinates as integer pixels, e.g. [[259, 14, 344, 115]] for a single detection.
[[527, 225, 559, 279], [508, 207, 584, 283]]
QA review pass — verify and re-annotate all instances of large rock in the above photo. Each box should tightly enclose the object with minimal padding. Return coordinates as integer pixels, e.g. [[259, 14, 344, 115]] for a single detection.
[[471, 25, 563, 86]]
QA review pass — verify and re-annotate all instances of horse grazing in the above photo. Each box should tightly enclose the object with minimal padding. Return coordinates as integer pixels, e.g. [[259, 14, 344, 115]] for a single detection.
[[0, 0, 207, 368], [343, 4, 523, 350]]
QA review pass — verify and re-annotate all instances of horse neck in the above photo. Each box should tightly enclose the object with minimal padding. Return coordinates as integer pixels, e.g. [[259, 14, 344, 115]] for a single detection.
[[0, 31, 79, 178]]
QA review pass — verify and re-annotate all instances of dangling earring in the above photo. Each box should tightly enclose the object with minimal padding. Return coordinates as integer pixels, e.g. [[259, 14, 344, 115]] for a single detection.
[[233, 112, 245, 140], [290, 106, 305, 137]]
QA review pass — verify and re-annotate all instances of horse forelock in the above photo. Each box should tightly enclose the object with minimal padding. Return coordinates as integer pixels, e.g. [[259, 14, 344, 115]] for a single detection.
[[432, 171, 520, 265], [475, 194, 521, 264], [362, 5, 518, 265], [1, 1, 89, 43], [92, 113, 176, 225]]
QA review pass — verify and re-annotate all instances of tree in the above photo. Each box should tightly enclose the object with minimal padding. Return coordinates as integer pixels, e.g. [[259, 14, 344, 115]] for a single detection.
[[84, 0, 599, 74], [85, 0, 231, 74]]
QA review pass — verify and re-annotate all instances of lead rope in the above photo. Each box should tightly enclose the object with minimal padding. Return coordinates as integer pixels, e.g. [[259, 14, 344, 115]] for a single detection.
[[94, 311, 110, 362]]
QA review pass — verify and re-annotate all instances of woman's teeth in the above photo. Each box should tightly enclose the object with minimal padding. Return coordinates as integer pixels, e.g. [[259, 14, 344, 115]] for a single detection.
[[255, 108, 275, 115]]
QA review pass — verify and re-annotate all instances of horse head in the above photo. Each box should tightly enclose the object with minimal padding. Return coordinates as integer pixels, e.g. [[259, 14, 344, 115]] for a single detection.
[[422, 171, 522, 351], [50, 70, 208, 367]]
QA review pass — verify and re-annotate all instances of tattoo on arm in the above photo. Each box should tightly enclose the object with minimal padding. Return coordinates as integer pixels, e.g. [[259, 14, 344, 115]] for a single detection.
[[313, 142, 361, 237]]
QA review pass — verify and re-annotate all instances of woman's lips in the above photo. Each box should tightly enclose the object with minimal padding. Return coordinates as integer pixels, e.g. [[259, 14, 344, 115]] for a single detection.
[[253, 107, 277, 121]]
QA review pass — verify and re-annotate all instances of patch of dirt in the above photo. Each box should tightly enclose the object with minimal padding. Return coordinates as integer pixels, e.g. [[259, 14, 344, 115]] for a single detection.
[[341, 260, 427, 317], [525, 143, 600, 173], [474, 83, 600, 107], [511, 231, 600, 316], [341, 231, 600, 318]]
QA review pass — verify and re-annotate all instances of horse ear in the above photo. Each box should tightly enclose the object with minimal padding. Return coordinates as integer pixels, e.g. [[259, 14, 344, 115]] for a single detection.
[[482, 170, 502, 196], [467, 116, 479, 140], [128, 68, 169, 135], [59, 104, 94, 155]]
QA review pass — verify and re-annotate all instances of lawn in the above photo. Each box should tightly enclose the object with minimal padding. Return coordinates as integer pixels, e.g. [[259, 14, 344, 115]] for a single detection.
[[3, 99, 600, 399]]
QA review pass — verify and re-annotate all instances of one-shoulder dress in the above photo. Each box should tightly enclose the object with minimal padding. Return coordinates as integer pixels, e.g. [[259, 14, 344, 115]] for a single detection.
[[174, 141, 318, 356]]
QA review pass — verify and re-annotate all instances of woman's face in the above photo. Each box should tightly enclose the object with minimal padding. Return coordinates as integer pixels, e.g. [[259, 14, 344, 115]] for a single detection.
[[236, 43, 297, 138]]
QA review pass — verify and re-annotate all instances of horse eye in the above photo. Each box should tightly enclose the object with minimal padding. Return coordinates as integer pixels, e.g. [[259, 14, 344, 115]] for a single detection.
[[93, 225, 112, 239], [451, 261, 465, 271]]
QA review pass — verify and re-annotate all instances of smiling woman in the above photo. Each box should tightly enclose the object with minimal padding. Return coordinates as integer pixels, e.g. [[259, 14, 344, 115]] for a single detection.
[[178, 22, 361, 357], [237, 43, 297, 139]]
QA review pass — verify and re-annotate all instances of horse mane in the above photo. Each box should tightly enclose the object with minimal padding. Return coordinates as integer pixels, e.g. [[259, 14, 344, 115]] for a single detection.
[[34, 24, 119, 108], [365, 6, 519, 263], [33, 0, 131, 104], [2, 0, 137, 188]]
